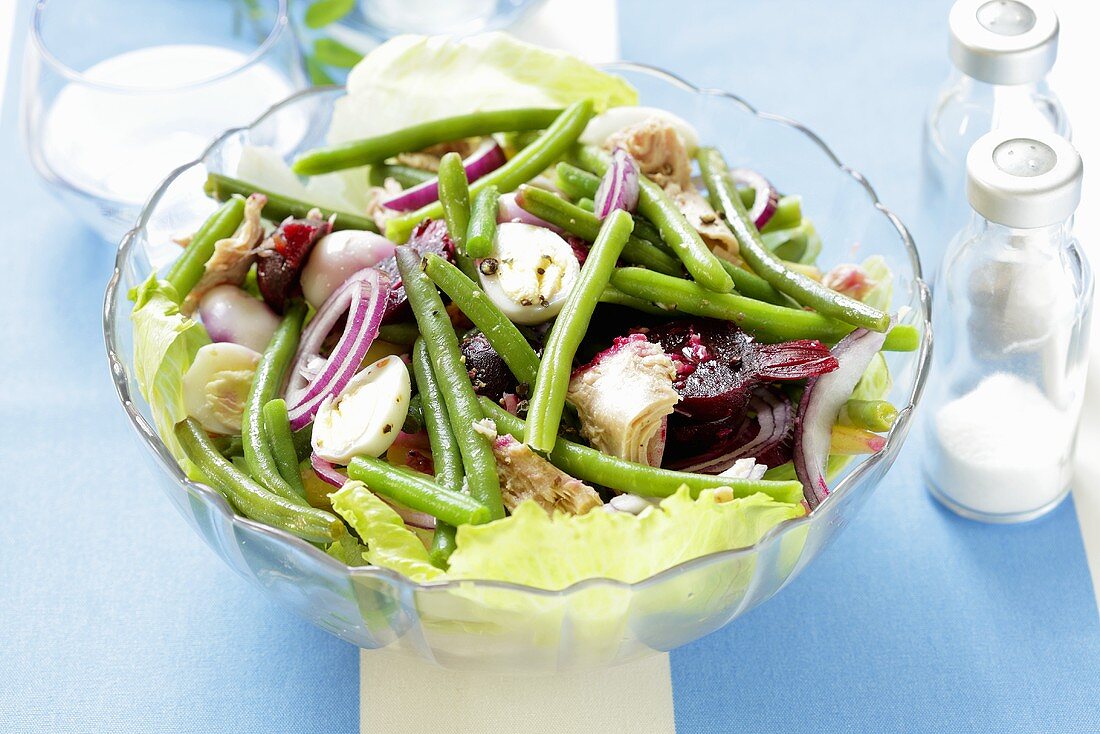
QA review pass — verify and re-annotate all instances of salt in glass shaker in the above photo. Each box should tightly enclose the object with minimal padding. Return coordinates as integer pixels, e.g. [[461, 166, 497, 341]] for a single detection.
[[919, 0, 1068, 282], [923, 129, 1091, 523]]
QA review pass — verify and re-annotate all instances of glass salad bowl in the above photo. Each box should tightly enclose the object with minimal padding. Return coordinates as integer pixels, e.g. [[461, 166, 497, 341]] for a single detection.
[[104, 64, 932, 674]]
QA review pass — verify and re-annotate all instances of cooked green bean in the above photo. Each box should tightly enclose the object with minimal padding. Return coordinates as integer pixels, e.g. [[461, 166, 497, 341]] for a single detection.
[[402, 393, 425, 434], [262, 398, 307, 498], [576, 197, 595, 212], [291, 423, 313, 462], [396, 247, 504, 519], [368, 163, 435, 188], [465, 184, 499, 259], [482, 400, 803, 504], [611, 267, 918, 350], [413, 340, 465, 567], [164, 197, 245, 299], [438, 152, 471, 254], [346, 456, 490, 527], [176, 419, 344, 542], [598, 285, 676, 316], [243, 302, 308, 503], [377, 322, 420, 345], [385, 100, 595, 243], [573, 146, 734, 293], [515, 185, 681, 276], [293, 107, 564, 175], [717, 259, 791, 306], [203, 173, 378, 232], [423, 254, 540, 386], [840, 399, 898, 433], [525, 210, 634, 452], [760, 194, 802, 233], [696, 147, 890, 332]]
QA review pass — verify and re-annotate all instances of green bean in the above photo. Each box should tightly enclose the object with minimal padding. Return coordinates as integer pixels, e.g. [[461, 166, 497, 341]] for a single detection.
[[576, 197, 595, 212], [515, 185, 682, 276], [291, 423, 313, 462], [262, 398, 307, 498], [555, 161, 600, 200], [377, 322, 420, 345], [717, 259, 791, 306], [346, 456, 490, 527], [696, 147, 890, 332], [465, 185, 499, 259], [164, 197, 245, 300], [413, 340, 465, 567], [243, 302, 308, 503], [385, 100, 595, 243], [598, 285, 676, 316], [611, 267, 918, 350], [212, 434, 244, 459], [573, 146, 734, 293], [482, 400, 803, 504], [203, 173, 378, 232], [525, 210, 634, 452], [396, 248, 505, 519], [368, 163, 434, 188], [293, 107, 564, 175], [176, 419, 344, 542], [438, 152, 471, 254], [423, 254, 540, 386], [840, 399, 898, 432]]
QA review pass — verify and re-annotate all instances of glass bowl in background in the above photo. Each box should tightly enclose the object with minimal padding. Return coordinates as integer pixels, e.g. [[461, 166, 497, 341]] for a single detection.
[[104, 66, 932, 674], [22, 0, 307, 242]]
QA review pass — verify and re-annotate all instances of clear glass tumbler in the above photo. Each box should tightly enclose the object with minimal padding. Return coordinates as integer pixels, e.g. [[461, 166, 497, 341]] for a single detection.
[[22, 0, 308, 241]]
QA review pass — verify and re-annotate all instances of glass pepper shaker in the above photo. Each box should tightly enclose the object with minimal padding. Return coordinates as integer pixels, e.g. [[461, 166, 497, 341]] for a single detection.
[[919, 0, 1068, 282], [923, 129, 1091, 523]]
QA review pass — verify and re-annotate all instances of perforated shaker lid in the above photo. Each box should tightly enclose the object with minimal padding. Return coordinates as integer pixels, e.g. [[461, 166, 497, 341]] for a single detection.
[[949, 0, 1059, 84], [966, 129, 1081, 228]]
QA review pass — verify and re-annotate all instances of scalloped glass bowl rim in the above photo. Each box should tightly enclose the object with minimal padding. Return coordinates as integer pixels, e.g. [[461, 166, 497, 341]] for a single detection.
[[103, 61, 933, 599]]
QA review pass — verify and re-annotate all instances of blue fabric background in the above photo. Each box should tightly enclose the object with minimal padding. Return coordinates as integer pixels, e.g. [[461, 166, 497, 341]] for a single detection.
[[2, 1, 1098, 732]]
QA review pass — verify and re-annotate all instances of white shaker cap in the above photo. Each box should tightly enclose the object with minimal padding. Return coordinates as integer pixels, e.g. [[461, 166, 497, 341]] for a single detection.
[[966, 129, 1081, 228], [949, 0, 1058, 84]]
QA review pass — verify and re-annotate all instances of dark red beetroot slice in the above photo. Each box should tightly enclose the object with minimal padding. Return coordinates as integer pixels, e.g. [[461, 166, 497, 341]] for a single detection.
[[644, 319, 838, 423], [664, 388, 795, 472], [460, 332, 518, 401], [378, 218, 455, 321], [257, 216, 331, 313]]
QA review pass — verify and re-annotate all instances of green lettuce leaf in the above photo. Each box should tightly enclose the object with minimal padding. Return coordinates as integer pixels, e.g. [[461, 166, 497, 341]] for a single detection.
[[330, 481, 444, 582], [130, 275, 210, 464], [333, 481, 801, 590], [329, 32, 638, 144], [859, 254, 894, 313]]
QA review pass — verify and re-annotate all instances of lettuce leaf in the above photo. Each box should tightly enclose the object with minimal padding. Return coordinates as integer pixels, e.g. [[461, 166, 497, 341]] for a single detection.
[[130, 275, 210, 464], [332, 481, 801, 591], [859, 254, 894, 313], [330, 481, 444, 582], [329, 32, 638, 145]]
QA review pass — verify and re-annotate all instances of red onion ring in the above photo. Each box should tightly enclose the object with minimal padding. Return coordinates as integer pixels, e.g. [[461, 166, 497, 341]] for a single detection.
[[794, 323, 891, 510], [594, 147, 640, 219], [285, 268, 390, 430], [311, 454, 348, 488], [730, 167, 780, 230], [380, 140, 506, 212]]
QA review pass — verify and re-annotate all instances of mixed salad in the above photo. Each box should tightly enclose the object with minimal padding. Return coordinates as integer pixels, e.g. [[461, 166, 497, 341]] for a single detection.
[[131, 34, 915, 591]]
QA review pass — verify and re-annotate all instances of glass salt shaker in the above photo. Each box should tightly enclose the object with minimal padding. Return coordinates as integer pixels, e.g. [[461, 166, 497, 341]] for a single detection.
[[923, 129, 1090, 523], [919, 0, 1068, 282]]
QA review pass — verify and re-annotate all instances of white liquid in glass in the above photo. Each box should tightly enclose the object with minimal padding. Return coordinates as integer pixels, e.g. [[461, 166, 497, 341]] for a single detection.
[[42, 44, 295, 205]]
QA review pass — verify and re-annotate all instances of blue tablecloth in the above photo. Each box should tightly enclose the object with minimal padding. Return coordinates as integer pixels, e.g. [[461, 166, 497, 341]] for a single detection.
[[3, 1, 1099, 731]]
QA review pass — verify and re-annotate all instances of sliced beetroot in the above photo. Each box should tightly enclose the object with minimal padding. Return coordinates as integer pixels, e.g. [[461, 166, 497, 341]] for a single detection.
[[460, 332, 518, 401], [257, 216, 331, 313], [377, 218, 454, 321], [644, 319, 838, 423]]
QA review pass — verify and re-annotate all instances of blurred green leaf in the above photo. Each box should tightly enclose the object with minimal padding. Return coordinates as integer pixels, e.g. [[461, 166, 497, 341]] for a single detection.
[[313, 38, 364, 68], [306, 56, 337, 86], [304, 0, 355, 29]]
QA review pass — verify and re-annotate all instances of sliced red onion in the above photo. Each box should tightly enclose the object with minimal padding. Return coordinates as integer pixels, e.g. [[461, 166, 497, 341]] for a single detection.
[[285, 268, 390, 430], [502, 190, 565, 234], [677, 390, 792, 474], [594, 147, 640, 219], [311, 454, 436, 530], [794, 324, 890, 510], [730, 167, 780, 230], [311, 454, 348, 488], [380, 140, 506, 212]]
